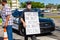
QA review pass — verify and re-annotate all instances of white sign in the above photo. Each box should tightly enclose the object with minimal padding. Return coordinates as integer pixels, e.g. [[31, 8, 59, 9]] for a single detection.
[[24, 12, 40, 35]]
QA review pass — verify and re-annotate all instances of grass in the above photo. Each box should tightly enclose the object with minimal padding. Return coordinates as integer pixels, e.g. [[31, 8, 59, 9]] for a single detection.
[[0, 18, 2, 23], [44, 16, 60, 18]]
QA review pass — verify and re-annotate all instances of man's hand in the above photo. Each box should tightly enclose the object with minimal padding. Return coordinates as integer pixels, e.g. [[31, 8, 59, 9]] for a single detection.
[[4, 22, 8, 27], [4, 15, 10, 27], [20, 18, 26, 28], [23, 22, 26, 28]]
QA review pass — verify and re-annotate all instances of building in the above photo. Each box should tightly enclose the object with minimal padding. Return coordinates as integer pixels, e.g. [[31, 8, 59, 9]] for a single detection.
[[7, 0, 20, 10], [11, 0, 20, 10]]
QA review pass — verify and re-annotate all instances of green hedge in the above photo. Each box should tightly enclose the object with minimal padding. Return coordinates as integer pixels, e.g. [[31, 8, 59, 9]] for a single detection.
[[44, 16, 60, 18], [0, 18, 2, 23]]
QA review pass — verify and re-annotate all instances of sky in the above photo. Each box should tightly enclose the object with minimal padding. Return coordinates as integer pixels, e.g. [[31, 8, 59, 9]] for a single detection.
[[19, 0, 60, 5]]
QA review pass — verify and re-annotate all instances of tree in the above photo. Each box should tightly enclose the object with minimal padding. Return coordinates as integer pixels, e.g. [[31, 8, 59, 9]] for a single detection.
[[46, 3, 55, 8], [57, 4, 60, 9], [0, 0, 2, 3], [21, 2, 26, 8], [7, 0, 12, 7], [21, 1, 45, 8]]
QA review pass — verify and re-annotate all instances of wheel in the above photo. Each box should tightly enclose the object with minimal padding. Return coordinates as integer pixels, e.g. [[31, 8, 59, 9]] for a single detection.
[[19, 24, 25, 36], [31, 35, 37, 40]]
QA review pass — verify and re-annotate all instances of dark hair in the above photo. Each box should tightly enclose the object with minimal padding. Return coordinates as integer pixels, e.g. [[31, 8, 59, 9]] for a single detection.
[[26, 1, 31, 5], [2, 0, 7, 3]]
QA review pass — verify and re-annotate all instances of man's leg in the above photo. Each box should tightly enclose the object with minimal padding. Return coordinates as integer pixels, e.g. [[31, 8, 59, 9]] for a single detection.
[[24, 35, 28, 40], [6, 25, 13, 40], [24, 28, 28, 40], [31, 35, 37, 40]]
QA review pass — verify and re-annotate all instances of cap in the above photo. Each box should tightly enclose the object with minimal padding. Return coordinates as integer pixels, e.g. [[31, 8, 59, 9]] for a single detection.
[[26, 1, 31, 5]]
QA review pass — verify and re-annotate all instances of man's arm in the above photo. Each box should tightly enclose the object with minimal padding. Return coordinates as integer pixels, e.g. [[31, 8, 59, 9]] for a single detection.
[[20, 18, 26, 28], [5, 15, 10, 27], [4, 4, 11, 27]]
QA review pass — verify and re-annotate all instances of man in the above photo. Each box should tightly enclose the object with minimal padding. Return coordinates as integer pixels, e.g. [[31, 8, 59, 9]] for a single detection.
[[1, 0, 13, 40], [20, 1, 37, 40]]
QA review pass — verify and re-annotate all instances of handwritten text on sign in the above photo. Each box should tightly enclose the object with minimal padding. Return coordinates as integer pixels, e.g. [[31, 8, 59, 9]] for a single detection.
[[24, 12, 40, 35]]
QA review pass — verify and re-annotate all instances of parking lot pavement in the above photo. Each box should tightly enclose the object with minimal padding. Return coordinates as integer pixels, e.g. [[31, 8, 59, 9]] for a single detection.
[[37, 37, 57, 40], [0, 25, 59, 40], [13, 33, 24, 40], [13, 28, 60, 40], [53, 19, 60, 27], [13, 27, 60, 40], [0, 25, 3, 40], [13, 33, 58, 40]]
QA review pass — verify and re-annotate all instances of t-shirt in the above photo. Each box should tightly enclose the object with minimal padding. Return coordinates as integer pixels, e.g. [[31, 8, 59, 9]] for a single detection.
[[1, 4, 13, 26]]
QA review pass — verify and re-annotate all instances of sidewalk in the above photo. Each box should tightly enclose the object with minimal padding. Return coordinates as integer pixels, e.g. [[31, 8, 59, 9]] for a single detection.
[[0, 23, 2, 26], [0, 25, 3, 40]]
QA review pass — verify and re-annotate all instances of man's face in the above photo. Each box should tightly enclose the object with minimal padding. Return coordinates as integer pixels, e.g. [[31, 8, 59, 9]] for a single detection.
[[27, 4, 31, 9], [1, 2, 5, 6]]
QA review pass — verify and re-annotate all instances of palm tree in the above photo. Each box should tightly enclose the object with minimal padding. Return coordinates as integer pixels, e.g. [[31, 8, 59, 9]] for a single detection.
[[0, 0, 2, 3], [7, 0, 12, 8]]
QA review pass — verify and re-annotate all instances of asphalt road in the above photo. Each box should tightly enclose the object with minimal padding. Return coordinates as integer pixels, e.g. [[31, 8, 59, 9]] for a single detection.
[[0, 19, 60, 40], [0, 25, 3, 40]]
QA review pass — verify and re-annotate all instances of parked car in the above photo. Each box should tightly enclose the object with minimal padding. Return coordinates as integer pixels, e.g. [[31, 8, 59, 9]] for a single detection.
[[12, 9, 55, 35], [44, 9, 51, 13]]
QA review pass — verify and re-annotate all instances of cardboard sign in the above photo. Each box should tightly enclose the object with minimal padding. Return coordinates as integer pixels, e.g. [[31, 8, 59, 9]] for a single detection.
[[24, 12, 40, 35]]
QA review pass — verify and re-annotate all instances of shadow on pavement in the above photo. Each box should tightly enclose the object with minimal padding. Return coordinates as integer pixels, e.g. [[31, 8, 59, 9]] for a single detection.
[[0, 37, 3, 40]]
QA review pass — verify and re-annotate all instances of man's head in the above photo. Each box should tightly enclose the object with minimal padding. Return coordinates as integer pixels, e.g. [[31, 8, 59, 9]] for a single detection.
[[26, 1, 32, 9], [1, 0, 7, 6]]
